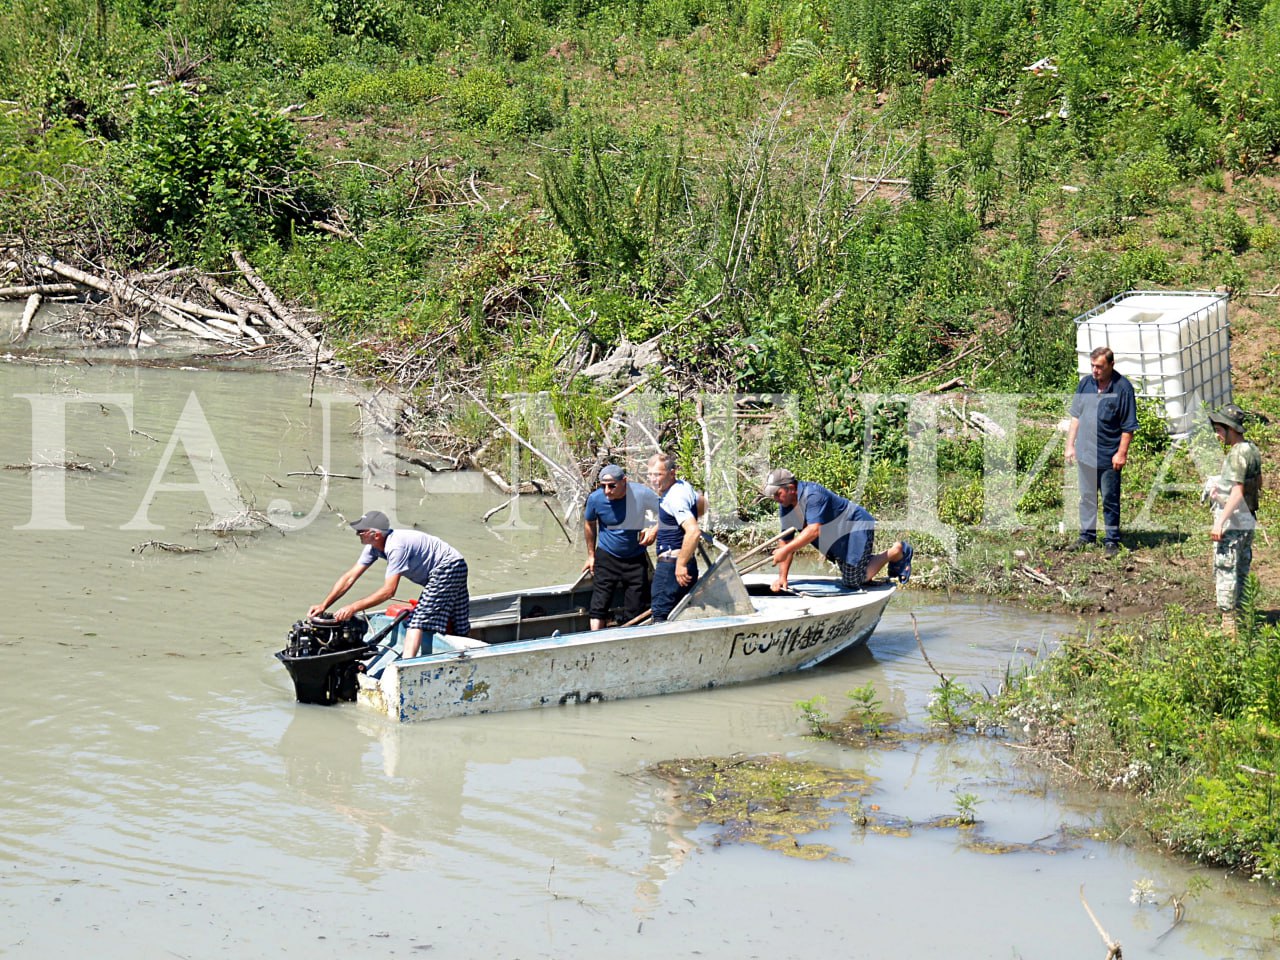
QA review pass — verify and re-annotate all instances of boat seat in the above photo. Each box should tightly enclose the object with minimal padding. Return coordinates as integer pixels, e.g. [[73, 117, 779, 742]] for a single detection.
[[517, 607, 588, 639]]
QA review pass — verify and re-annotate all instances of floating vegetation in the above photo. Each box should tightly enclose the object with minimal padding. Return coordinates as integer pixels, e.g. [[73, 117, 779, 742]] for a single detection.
[[653, 753, 1083, 860], [650, 754, 876, 860]]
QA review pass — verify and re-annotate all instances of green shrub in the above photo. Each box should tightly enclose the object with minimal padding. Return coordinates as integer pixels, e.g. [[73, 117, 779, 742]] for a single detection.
[[1130, 397, 1173, 457], [274, 31, 336, 75], [450, 65, 550, 133], [0, 113, 102, 194], [118, 87, 311, 247], [449, 67, 510, 126], [315, 0, 401, 43], [480, 6, 545, 62], [1251, 223, 1279, 252], [940, 476, 985, 527]]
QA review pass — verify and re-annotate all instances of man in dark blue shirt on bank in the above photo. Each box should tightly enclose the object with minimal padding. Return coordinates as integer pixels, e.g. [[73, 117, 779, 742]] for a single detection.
[[1065, 345, 1139, 558]]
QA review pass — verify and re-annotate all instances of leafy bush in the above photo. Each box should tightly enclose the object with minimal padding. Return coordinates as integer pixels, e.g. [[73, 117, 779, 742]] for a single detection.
[[542, 128, 685, 281], [118, 87, 312, 248], [1130, 397, 1174, 457], [480, 5, 546, 62], [0, 112, 103, 194], [310, 64, 448, 116], [315, 0, 401, 43], [447, 66, 552, 133], [939, 476, 985, 527]]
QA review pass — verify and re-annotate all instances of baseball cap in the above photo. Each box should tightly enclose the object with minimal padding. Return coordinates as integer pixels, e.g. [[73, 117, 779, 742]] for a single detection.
[[598, 464, 626, 483], [763, 467, 797, 496], [349, 510, 391, 532]]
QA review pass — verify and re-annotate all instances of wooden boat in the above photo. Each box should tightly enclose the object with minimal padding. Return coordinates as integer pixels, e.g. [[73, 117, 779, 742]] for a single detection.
[[277, 549, 895, 723]]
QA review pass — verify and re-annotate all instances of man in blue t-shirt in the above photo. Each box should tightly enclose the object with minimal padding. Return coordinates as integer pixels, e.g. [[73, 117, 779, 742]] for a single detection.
[[582, 464, 660, 628], [645, 452, 703, 622], [1065, 346, 1139, 558], [763, 468, 911, 591], [309, 510, 470, 659]]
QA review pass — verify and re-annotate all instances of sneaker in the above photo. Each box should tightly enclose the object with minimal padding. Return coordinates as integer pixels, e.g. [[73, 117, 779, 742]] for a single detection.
[[1068, 537, 1096, 552], [887, 541, 913, 584], [1103, 541, 1121, 558]]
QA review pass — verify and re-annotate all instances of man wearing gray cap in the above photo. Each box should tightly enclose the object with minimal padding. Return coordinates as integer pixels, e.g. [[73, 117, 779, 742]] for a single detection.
[[582, 465, 660, 629], [763, 468, 911, 592], [309, 510, 470, 659], [1206, 403, 1263, 635]]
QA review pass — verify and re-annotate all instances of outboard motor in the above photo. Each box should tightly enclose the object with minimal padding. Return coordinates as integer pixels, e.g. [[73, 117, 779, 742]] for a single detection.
[[275, 615, 371, 705]]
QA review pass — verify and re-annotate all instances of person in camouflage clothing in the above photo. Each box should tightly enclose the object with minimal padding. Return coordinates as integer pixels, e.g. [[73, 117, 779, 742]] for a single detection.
[[1207, 403, 1263, 636]]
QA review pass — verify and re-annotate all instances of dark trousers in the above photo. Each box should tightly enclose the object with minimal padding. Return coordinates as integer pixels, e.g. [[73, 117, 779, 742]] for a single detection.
[[588, 550, 651, 624], [1078, 462, 1122, 546], [650, 558, 699, 622]]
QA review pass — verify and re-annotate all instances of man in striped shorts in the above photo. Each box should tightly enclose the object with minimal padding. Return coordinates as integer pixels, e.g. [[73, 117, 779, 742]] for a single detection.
[[309, 510, 471, 659], [763, 468, 912, 592]]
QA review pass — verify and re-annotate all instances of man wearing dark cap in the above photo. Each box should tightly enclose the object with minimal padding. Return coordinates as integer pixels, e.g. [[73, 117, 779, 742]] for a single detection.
[[763, 468, 912, 592], [582, 465, 659, 629], [1206, 403, 1262, 635], [309, 510, 470, 658], [1065, 346, 1139, 557]]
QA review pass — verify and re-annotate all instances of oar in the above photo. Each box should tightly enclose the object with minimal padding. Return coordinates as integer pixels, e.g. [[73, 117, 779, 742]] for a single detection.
[[736, 527, 800, 576], [734, 527, 797, 567], [738, 554, 774, 576]]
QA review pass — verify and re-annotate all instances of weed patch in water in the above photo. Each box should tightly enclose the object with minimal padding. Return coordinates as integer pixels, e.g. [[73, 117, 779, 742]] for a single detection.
[[650, 754, 875, 860]]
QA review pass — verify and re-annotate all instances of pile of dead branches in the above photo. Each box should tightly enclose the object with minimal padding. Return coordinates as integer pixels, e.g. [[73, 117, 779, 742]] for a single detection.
[[1, 244, 331, 365]]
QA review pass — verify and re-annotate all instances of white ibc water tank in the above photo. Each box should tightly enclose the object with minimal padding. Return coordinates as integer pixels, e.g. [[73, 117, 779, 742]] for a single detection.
[[1074, 290, 1231, 436]]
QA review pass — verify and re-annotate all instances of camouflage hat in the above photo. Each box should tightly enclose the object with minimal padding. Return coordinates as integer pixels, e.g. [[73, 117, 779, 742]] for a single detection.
[[1208, 403, 1249, 434]]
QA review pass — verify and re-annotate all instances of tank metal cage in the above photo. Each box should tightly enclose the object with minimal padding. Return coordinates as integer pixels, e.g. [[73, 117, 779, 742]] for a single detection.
[[1073, 290, 1231, 437]]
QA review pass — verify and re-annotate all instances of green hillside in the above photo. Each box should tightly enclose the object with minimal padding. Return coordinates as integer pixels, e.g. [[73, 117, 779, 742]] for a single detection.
[[4, 0, 1279, 396]]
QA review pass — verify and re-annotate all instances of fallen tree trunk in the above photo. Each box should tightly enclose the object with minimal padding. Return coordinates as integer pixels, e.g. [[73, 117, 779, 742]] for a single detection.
[[231, 250, 330, 359], [0, 283, 79, 300], [35, 254, 236, 343], [193, 275, 267, 346], [13, 293, 39, 343]]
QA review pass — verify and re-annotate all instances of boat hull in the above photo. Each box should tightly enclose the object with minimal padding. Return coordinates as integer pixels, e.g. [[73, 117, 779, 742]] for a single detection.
[[357, 577, 894, 723]]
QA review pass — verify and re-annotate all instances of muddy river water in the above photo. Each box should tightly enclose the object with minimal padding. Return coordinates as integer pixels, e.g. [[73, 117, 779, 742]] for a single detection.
[[1, 325, 1277, 957]]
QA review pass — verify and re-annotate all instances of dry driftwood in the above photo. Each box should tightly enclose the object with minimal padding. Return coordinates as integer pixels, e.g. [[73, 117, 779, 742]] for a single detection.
[[0, 283, 79, 299], [460, 383, 584, 500], [131, 539, 218, 554], [193, 274, 267, 346], [13, 293, 39, 343], [36, 254, 235, 343], [5, 457, 97, 471], [232, 250, 330, 359], [1080, 885, 1122, 959]]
